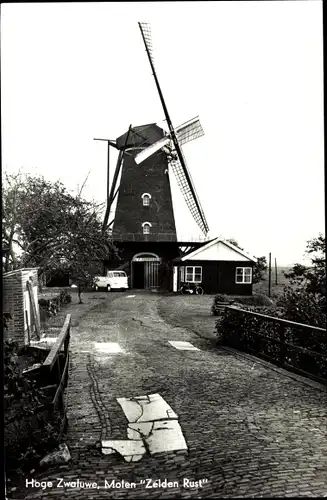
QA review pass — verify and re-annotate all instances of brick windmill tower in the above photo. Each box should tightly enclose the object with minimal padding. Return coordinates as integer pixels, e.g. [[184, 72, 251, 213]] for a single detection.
[[102, 23, 210, 290]]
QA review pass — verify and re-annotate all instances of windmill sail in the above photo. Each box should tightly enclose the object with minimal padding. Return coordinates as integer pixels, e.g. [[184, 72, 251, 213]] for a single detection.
[[134, 116, 204, 165], [134, 136, 171, 165], [169, 155, 208, 235], [138, 22, 209, 235], [138, 23, 156, 68], [176, 117, 204, 146]]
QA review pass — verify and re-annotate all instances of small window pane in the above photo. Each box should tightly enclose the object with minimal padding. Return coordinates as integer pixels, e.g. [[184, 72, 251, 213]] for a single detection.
[[194, 269, 202, 282], [185, 267, 194, 281], [235, 267, 252, 284]]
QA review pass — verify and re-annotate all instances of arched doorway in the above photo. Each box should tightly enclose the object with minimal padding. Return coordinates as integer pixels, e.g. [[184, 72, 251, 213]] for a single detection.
[[132, 253, 161, 289]]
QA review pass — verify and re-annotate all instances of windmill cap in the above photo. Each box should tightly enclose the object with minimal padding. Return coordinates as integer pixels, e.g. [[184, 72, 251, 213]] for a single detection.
[[116, 123, 166, 149]]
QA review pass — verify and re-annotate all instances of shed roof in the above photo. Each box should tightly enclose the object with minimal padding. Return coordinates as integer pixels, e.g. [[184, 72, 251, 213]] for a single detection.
[[173, 237, 257, 263]]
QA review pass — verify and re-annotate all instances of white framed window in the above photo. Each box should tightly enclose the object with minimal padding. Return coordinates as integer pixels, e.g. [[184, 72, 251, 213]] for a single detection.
[[179, 266, 185, 282], [142, 221, 152, 235], [185, 266, 202, 283], [235, 267, 252, 284], [141, 193, 151, 206]]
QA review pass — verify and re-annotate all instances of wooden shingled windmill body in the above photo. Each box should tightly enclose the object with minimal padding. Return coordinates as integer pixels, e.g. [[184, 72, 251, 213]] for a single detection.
[[102, 23, 210, 290]]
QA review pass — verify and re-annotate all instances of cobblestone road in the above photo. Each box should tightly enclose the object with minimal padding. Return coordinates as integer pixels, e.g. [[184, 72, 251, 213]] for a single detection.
[[12, 292, 327, 498]]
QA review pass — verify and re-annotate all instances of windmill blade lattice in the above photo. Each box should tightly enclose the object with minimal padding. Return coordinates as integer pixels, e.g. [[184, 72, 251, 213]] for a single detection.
[[169, 156, 208, 235], [134, 117, 204, 165], [139, 23, 155, 68], [176, 117, 204, 146], [138, 21, 209, 236]]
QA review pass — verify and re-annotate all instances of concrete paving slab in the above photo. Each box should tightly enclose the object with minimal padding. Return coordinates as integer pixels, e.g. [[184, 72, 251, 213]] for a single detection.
[[168, 340, 200, 351], [146, 420, 188, 454], [101, 439, 146, 461], [117, 393, 178, 422], [93, 342, 124, 354], [127, 422, 153, 440]]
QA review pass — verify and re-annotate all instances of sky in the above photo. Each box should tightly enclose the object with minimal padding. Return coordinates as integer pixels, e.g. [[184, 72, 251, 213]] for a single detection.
[[1, 1, 324, 265]]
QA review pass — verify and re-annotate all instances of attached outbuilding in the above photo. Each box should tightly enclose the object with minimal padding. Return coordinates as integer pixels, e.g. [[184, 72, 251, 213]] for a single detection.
[[172, 237, 257, 295]]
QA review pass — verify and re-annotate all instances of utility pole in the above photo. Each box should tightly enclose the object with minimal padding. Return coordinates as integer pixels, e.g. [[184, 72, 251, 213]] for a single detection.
[[94, 138, 119, 230], [93, 138, 112, 204], [275, 257, 278, 285], [268, 252, 272, 297]]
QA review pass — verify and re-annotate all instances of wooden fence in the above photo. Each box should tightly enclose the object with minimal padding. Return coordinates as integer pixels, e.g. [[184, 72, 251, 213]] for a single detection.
[[41, 313, 71, 434], [24, 314, 71, 436], [219, 306, 327, 385]]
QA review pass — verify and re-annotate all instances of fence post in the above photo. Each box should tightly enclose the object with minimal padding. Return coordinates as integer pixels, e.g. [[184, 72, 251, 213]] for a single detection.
[[64, 325, 70, 387], [56, 356, 62, 410]]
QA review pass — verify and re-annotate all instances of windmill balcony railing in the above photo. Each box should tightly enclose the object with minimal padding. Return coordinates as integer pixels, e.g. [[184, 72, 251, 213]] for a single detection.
[[111, 232, 212, 243]]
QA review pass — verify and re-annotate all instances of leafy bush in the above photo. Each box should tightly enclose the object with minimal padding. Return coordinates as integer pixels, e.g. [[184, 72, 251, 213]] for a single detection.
[[252, 256, 268, 284], [232, 294, 274, 307], [278, 234, 326, 328], [276, 286, 326, 329], [4, 341, 61, 475], [59, 289, 72, 305]]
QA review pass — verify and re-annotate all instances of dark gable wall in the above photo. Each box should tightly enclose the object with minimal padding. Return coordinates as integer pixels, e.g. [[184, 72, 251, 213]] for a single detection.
[[179, 260, 254, 295]]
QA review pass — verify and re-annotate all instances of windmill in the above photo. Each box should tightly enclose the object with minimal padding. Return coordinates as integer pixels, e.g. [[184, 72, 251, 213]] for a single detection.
[[104, 22, 209, 237], [101, 22, 211, 289]]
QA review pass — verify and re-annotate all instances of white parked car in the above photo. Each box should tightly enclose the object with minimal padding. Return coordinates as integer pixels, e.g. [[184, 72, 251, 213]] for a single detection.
[[93, 270, 129, 292]]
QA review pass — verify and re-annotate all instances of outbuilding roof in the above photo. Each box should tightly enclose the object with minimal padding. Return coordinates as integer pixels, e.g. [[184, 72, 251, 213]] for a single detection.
[[174, 237, 257, 263]]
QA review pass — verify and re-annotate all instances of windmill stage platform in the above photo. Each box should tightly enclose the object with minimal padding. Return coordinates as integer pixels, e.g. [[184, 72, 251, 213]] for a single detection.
[[111, 233, 213, 246]]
